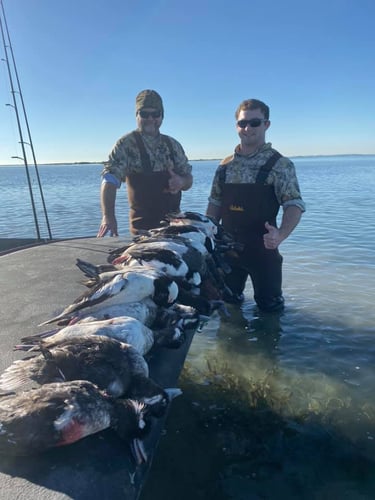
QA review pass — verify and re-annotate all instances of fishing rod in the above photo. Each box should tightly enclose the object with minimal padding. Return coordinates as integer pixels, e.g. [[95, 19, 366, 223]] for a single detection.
[[0, 0, 52, 240]]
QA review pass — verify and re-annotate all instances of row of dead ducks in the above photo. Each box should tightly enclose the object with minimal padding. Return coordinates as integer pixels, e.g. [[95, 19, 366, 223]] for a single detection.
[[0, 212, 240, 463]]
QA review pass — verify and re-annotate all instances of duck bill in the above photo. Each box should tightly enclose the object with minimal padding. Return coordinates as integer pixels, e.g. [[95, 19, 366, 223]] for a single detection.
[[168, 282, 179, 303]]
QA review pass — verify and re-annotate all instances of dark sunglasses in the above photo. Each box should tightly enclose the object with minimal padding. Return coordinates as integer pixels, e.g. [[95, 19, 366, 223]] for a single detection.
[[237, 118, 267, 128], [139, 110, 162, 119]]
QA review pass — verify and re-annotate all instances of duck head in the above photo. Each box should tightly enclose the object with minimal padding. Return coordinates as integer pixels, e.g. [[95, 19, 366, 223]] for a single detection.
[[127, 375, 182, 418], [152, 276, 179, 306]]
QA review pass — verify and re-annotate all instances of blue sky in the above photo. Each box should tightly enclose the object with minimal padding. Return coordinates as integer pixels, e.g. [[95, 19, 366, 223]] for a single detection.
[[0, 0, 374, 164]]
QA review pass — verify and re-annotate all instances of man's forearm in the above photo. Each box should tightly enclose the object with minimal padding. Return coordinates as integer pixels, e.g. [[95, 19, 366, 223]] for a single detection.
[[279, 205, 302, 241], [100, 182, 117, 216]]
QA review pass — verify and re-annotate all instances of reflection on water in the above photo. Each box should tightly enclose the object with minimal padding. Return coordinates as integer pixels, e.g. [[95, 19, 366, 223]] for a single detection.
[[142, 291, 375, 500]]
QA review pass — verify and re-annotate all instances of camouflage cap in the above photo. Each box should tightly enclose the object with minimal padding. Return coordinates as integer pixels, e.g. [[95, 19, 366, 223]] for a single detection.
[[135, 89, 164, 116]]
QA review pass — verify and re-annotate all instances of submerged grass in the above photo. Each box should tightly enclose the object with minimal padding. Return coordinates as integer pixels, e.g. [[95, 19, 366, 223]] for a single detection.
[[141, 356, 375, 500]]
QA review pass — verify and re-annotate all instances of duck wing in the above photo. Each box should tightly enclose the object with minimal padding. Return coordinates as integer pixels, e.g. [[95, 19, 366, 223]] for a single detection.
[[75, 258, 119, 278], [48, 336, 150, 390], [0, 336, 149, 396], [40, 267, 173, 326], [35, 297, 158, 330], [39, 273, 130, 326], [113, 245, 189, 278], [75, 258, 125, 287], [0, 351, 67, 392], [165, 211, 218, 237]]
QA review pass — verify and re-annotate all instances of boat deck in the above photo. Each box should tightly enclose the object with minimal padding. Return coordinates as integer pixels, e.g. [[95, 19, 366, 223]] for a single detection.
[[0, 237, 196, 500]]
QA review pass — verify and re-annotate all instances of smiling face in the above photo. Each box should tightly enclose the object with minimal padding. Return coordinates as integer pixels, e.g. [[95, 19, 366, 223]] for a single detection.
[[236, 107, 270, 155], [136, 108, 163, 137]]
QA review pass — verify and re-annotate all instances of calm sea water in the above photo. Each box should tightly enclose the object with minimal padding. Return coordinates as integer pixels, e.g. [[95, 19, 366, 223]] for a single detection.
[[2, 156, 375, 499], [0, 160, 218, 240]]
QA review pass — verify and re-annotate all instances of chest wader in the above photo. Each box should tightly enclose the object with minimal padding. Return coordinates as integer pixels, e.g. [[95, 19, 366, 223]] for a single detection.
[[221, 152, 284, 312], [126, 132, 181, 234]]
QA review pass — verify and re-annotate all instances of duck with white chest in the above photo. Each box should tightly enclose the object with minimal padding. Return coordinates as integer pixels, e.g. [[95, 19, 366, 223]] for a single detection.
[[17, 315, 185, 355], [40, 267, 179, 326]]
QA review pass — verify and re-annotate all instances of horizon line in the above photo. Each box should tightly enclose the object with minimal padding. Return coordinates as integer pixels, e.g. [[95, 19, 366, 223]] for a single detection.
[[1, 152, 375, 167]]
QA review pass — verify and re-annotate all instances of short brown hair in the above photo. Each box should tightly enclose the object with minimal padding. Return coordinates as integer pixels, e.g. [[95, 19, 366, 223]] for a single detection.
[[235, 99, 270, 120]]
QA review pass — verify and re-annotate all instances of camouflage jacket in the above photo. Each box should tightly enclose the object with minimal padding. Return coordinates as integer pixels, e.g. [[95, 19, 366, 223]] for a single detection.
[[102, 130, 192, 184], [208, 142, 305, 212]]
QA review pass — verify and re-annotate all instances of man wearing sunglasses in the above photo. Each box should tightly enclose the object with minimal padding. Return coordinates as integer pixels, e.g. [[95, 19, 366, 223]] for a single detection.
[[97, 89, 192, 236], [206, 98, 305, 312]]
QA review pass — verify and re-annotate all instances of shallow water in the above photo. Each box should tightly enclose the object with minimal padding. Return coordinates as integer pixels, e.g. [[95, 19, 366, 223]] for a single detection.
[[142, 301, 375, 499], [2, 156, 375, 498]]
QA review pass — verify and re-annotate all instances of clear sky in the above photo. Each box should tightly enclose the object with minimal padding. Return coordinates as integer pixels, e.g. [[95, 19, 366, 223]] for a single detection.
[[0, 0, 374, 165]]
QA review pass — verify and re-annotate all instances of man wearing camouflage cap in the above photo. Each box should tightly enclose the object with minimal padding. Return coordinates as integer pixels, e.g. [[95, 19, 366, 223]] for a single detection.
[[97, 89, 193, 236]]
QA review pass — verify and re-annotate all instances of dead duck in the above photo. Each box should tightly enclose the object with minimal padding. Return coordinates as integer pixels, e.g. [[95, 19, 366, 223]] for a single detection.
[[47, 298, 159, 328], [17, 316, 155, 356], [0, 335, 149, 397], [17, 315, 185, 354], [40, 267, 178, 326], [111, 244, 191, 279], [0, 379, 149, 462], [0, 336, 182, 417], [110, 240, 206, 288], [164, 211, 218, 238], [134, 224, 214, 254]]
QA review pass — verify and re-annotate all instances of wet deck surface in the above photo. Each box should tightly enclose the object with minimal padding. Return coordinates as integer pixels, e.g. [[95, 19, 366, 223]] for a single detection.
[[0, 237, 196, 500]]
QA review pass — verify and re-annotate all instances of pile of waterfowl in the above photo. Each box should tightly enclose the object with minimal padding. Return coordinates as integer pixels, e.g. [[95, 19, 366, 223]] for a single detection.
[[0, 212, 240, 463]]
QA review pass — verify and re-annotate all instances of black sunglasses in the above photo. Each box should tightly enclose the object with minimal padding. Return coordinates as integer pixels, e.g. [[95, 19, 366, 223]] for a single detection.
[[237, 118, 267, 128], [139, 110, 162, 119]]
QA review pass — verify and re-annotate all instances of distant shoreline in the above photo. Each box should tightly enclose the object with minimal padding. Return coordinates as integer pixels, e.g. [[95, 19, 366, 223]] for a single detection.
[[1, 153, 374, 167]]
